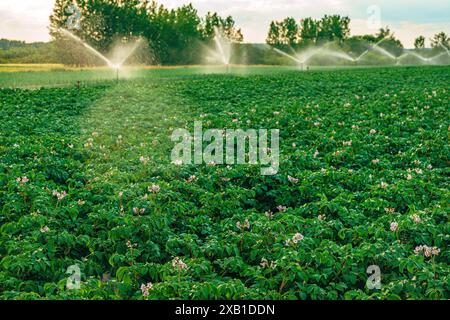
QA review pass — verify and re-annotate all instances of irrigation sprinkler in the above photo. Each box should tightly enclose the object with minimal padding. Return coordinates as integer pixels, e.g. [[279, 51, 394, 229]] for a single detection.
[[58, 28, 143, 84], [206, 27, 232, 74], [108, 63, 121, 83], [272, 40, 450, 69]]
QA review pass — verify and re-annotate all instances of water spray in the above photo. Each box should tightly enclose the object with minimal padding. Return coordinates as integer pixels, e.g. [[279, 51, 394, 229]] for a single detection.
[[58, 28, 143, 84], [352, 38, 379, 62], [438, 43, 450, 56], [270, 38, 449, 68], [273, 48, 302, 64], [204, 27, 233, 73], [59, 28, 112, 66]]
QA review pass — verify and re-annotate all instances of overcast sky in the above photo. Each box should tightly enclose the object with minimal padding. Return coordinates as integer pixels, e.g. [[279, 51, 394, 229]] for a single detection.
[[0, 0, 449, 47]]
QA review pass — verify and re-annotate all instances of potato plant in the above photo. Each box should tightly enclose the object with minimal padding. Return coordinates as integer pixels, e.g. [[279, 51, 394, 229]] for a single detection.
[[0, 66, 448, 300]]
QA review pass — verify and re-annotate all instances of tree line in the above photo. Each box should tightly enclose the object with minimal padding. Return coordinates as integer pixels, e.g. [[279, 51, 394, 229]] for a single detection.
[[50, 0, 243, 65], [414, 32, 450, 49], [0, 40, 58, 64], [266, 15, 449, 51], [267, 15, 351, 46], [1, 1, 449, 65]]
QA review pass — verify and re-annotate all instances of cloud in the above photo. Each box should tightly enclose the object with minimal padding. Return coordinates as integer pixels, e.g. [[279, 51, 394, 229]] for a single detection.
[[0, 0, 54, 42]]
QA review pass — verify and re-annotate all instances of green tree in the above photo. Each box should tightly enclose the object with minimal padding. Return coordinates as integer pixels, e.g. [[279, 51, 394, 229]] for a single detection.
[[414, 36, 425, 49], [299, 17, 319, 45], [374, 26, 403, 56], [166, 4, 203, 64], [266, 21, 282, 46], [49, 0, 101, 66], [203, 12, 243, 42], [203, 12, 222, 39], [49, 0, 75, 38], [375, 26, 392, 41], [222, 16, 244, 42], [430, 32, 450, 49], [174, 4, 202, 44], [317, 15, 350, 43], [266, 18, 299, 47], [49, 1, 243, 65], [281, 17, 299, 46]]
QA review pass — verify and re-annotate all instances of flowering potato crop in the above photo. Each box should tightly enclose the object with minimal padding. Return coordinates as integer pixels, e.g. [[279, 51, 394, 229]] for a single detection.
[[0, 66, 448, 300]]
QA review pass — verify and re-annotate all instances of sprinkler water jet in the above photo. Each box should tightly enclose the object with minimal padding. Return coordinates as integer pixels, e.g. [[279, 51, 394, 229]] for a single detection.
[[59, 28, 143, 83]]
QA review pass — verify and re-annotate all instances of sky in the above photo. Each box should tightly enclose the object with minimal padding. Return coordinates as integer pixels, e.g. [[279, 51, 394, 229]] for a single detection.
[[0, 0, 449, 48]]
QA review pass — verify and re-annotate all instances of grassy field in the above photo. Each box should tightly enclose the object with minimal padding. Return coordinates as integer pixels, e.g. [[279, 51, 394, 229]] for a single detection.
[[0, 65, 278, 88], [0, 64, 389, 88], [0, 65, 448, 300]]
